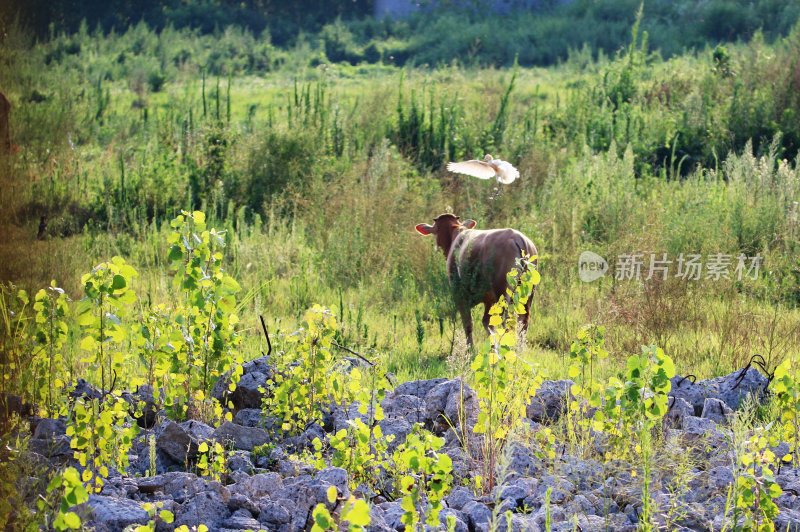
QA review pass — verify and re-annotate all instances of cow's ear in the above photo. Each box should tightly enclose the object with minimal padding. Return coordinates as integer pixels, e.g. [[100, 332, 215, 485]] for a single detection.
[[415, 223, 434, 235], [462, 219, 477, 229]]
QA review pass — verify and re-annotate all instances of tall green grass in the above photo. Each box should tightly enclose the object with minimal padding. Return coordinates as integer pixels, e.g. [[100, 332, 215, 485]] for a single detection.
[[2, 17, 800, 381]]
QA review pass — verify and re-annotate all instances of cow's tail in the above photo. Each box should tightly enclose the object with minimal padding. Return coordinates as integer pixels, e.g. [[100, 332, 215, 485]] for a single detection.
[[513, 235, 537, 273], [511, 235, 538, 324]]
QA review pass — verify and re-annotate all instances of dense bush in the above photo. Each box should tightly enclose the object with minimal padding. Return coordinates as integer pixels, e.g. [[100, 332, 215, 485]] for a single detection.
[[2, 0, 373, 46], [5, 0, 799, 69]]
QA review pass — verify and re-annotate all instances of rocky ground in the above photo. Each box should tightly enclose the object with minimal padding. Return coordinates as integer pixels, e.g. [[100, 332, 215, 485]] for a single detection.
[[16, 356, 800, 531]]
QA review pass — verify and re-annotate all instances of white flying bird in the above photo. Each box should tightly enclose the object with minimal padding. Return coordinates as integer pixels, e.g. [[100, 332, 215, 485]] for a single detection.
[[446, 154, 520, 184]]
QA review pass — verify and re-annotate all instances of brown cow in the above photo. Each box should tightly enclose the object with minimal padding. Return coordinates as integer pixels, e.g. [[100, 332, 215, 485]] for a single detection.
[[415, 213, 538, 347]]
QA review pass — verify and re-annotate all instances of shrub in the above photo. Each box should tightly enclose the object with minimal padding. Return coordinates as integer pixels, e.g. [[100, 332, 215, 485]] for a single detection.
[[146, 70, 166, 92]]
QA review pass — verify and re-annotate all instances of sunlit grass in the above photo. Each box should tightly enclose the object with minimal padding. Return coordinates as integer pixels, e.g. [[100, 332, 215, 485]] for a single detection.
[[3, 21, 800, 394]]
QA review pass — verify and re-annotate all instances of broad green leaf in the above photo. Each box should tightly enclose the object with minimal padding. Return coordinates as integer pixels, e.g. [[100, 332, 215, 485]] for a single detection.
[[326, 485, 337, 504], [118, 290, 137, 305], [499, 332, 516, 347], [111, 275, 126, 290], [221, 276, 241, 294], [401, 495, 416, 512], [120, 264, 138, 279], [62, 512, 81, 530], [168, 246, 183, 262], [80, 336, 98, 352], [76, 310, 96, 326], [345, 498, 371, 526], [470, 355, 484, 372], [313, 505, 332, 528], [218, 296, 236, 313], [660, 355, 676, 380]]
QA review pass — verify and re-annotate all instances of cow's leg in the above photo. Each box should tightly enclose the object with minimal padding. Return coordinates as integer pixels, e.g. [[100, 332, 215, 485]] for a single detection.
[[518, 287, 535, 339], [458, 303, 474, 348], [481, 293, 497, 335]]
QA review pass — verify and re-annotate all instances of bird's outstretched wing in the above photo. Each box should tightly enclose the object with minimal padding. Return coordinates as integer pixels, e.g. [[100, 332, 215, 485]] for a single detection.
[[494, 160, 519, 184], [446, 160, 496, 180]]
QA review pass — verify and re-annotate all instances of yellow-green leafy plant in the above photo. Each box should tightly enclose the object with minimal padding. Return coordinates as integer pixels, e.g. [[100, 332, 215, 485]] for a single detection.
[[726, 430, 783, 532], [543, 486, 553, 532], [264, 305, 339, 436], [311, 486, 371, 532], [771, 354, 800, 467], [69, 257, 140, 494], [196, 440, 227, 483], [128, 501, 175, 532], [167, 210, 242, 422], [75, 256, 138, 395], [132, 303, 186, 419], [31, 281, 71, 417], [174, 525, 209, 532], [315, 363, 394, 491], [564, 324, 608, 456], [591, 346, 674, 454], [66, 395, 138, 493], [0, 284, 31, 402], [471, 255, 541, 492], [331, 359, 386, 423], [532, 426, 557, 466], [567, 325, 608, 414], [252, 441, 275, 460], [0, 428, 36, 530], [393, 424, 453, 530], [318, 417, 394, 492], [591, 345, 675, 530], [569, 325, 608, 389], [0, 436, 16, 529], [38, 467, 89, 531]]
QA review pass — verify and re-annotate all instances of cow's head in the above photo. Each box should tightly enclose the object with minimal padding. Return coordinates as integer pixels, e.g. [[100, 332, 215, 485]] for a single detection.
[[415, 214, 476, 257]]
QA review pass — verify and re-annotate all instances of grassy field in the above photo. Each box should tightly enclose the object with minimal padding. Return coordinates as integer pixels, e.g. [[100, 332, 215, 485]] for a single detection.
[[2, 15, 800, 390]]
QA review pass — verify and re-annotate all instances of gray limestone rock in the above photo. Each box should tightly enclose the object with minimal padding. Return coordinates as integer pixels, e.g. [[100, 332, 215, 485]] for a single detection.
[[86, 495, 149, 532], [212, 421, 269, 451], [526, 380, 574, 423], [701, 397, 733, 425], [173, 490, 231, 530]]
